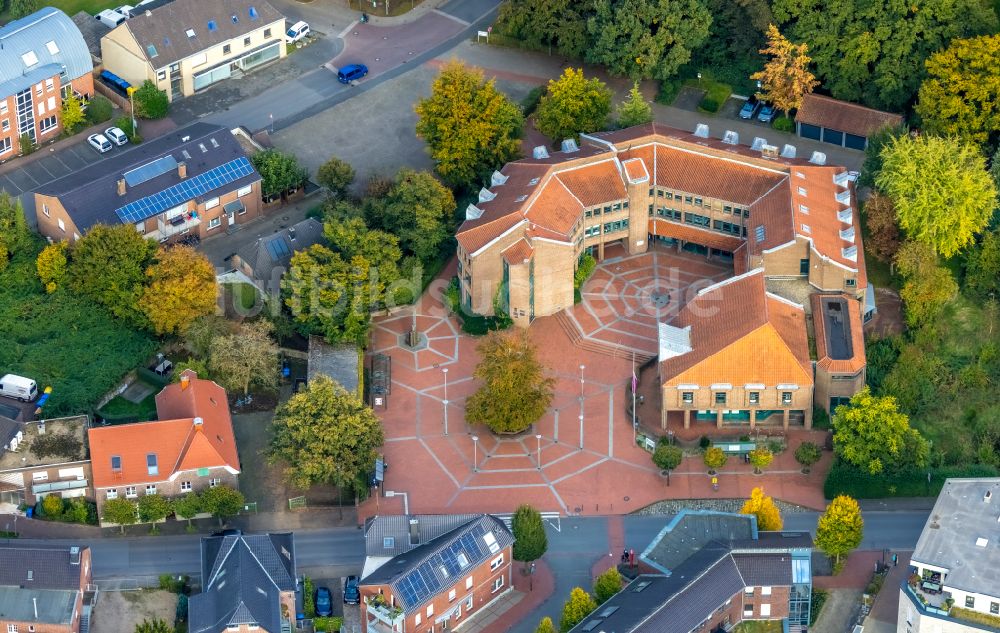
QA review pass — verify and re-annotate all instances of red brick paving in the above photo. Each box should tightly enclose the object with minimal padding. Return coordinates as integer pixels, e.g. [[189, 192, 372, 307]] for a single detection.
[[870, 551, 911, 624], [330, 14, 465, 78], [814, 550, 882, 590], [479, 560, 555, 633]]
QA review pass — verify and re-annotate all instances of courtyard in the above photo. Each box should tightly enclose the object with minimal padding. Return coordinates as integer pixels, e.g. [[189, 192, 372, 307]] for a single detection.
[[362, 247, 831, 520]]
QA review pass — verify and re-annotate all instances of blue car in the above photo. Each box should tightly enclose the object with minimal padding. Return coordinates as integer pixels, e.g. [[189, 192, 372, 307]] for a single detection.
[[739, 98, 761, 120], [757, 104, 776, 123], [337, 64, 369, 84], [315, 587, 333, 617]]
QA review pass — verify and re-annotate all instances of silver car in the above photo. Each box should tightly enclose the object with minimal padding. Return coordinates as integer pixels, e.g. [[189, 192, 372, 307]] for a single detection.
[[105, 127, 129, 146], [87, 133, 113, 153]]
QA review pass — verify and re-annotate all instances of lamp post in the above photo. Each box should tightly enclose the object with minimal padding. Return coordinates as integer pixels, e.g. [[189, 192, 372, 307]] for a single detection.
[[442, 367, 449, 436], [126, 86, 137, 136], [579, 365, 585, 450], [536, 434, 542, 470], [472, 435, 479, 472]]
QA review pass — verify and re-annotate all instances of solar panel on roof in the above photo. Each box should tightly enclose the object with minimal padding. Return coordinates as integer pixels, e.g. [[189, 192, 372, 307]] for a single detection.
[[265, 237, 289, 260], [124, 155, 178, 187]]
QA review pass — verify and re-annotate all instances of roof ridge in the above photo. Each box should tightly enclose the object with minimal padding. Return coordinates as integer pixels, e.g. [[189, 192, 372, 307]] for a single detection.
[[695, 267, 764, 297], [632, 551, 734, 631], [805, 93, 900, 115]]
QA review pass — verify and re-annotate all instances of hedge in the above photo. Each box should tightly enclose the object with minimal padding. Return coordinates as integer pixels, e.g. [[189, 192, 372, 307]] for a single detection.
[[697, 80, 732, 114], [824, 459, 998, 499], [773, 116, 794, 132]]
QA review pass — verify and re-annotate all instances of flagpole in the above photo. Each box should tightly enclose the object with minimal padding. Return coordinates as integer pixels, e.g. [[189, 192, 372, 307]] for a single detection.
[[632, 351, 637, 444]]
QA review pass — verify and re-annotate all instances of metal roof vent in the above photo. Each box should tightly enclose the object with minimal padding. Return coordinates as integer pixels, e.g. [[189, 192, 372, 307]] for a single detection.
[[694, 123, 709, 138], [780, 144, 796, 159], [836, 189, 851, 205], [986, 490, 993, 503], [751, 137, 767, 151], [532, 146, 549, 159], [561, 138, 579, 152], [478, 188, 496, 203], [809, 151, 826, 165], [491, 171, 508, 186], [722, 130, 738, 145], [761, 144, 779, 159]]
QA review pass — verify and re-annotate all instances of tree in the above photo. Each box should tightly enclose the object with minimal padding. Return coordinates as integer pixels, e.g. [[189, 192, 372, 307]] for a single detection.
[[534, 617, 557, 633], [750, 25, 818, 116], [137, 493, 173, 529], [60, 93, 85, 134], [895, 241, 958, 327], [703, 446, 727, 473], [133, 80, 169, 119], [832, 387, 930, 474], [0, 191, 30, 272], [916, 36, 1000, 146], [324, 217, 402, 295], [773, 0, 998, 111], [317, 156, 356, 199], [69, 224, 157, 325], [794, 441, 822, 471], [135, 620, 173, 633], [200, 485, 245, 526], [535, 68, 612, 142], [965, 229, 1000, 300], [748, 445, 773, 474], [465, 330, 555, 434], [9, 0, 38, 19], [512, 504, 548, 568], [593, 567, 622, 604], [208, 320, 279, 395], [815, 495, 863, 564], [185, 315, 232, 359], [42, 493, 64, 517], [103, 497, 138, 533], [652, 443, 682, 485], [139, 245, 217, 335], [496, 0, 589, 58], [616, 82, 653, 128], [251, 149, 308, 200], [875, 135, 996, 258], [586, 0, 712, 81], [864, 193, 901, 265], [415, 61, 524, 189], [36, 241, 68, 293], [859, 125, 907, 189], [740, 487, 783, 530], [560, 587, 597, 633], [269, 374, 384, 492], [173, 492, 203, 528], [371, 169, 456, 264]]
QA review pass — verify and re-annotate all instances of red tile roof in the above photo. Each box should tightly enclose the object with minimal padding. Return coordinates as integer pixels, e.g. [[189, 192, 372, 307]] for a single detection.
[[650, 144, 786, 206], [502, 239, 533, 265], [556, 160, 627, 207], [88, 370, 240, 488], [796, 94, 904, 138], [648, 218, 743, 252]]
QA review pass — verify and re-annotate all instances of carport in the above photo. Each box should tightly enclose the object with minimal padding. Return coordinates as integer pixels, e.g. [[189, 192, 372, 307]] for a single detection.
[[795, 94, 903, 151]]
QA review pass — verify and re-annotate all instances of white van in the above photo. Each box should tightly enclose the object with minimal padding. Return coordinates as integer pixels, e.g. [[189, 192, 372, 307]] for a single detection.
[[0, 374, 37, 402], [95, 9, 126, 28], [285, 21, 310, 43]]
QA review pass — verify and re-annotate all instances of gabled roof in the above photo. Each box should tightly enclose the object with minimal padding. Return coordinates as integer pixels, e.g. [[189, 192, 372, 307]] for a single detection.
[[361, 515, 513, 611], [0, 416, 22, 449], [0, 544, 87, 590], [0, 8, 92, 97], [502, 238, 533, 265], [88, 370, 240, 488], [796, 94, 904, 138], [116, 0, 284, 68], [235, 217, 324, 284], [811, 293, 866, 374], [190, 534, 296, 633]]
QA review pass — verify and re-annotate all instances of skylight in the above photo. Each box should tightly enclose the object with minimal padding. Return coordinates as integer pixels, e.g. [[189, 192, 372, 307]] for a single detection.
[[754, 225, 766, 243], [186, 29, 196, 38], [147, 44, 158, 58], [207, 20, 217, 31], [232, 14, 239, 23], [249, 6, 259, 18], [976, 537, 989, 547], [111, 455, 122, 471], [45, 40, 59, 55], [21, 50, 38, 67]]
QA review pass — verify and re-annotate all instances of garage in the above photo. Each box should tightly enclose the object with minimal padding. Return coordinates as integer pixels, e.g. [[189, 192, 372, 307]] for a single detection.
[[795, 94, 903, 151]]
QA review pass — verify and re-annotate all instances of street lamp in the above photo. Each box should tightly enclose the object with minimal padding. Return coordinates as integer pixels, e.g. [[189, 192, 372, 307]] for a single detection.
[[472, 435, 479, 472], [535, 434, 542, 470], [126, 86, 137, 137], [442, 368, 449, 436], [579, 365, 585, 450]]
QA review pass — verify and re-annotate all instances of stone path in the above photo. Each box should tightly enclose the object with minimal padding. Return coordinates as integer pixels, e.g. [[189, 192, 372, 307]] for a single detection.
[[812, 589, 862, 633]]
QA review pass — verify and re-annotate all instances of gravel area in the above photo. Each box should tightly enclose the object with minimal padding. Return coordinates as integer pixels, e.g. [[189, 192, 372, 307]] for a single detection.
[[633, 498, 813, 515], [91, 590, 178, 633], [812, 589, 862, 633]]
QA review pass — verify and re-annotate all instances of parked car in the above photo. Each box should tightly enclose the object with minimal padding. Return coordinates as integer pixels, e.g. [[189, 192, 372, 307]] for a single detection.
[[343, 576, 360, 605], [87, 133, 113, 153], [212, 529, 243, 536], [757, 104, 776, 123], [94, 8, 126, 28], [739, 97, 760, 120], [105, 127, 129, 146], [315, 587, 333, 617], [285, 20, 310, 43], [0, 374, 37, 402], [337, 64, 368, 84]]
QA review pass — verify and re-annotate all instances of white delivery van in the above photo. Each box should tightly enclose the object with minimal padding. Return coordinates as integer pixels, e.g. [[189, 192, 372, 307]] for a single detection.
[[0, 374, 38, 402], [95, 9, 126, 28]]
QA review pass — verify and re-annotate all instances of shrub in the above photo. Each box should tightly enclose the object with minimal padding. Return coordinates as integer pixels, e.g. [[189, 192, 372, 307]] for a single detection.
[[521, 86, 546, 117], [41, 494, 63, 517], [704, 446, 727, 472], [795, 442, 822, 469], [303, 577, 315, 617], [62, 498, 91, 524], [574, 253, 597, 289], [313, 617, 343, 633], [18, 133, 34, 155], [133, 80, 169, 119], [824, 459, 998, 498], [86, 95, 114, 124], [773, 116, 795, 132], [699, 435, 711, 449], [812, 406, 831, 430], [809, 589, 828, 625], [697, 81, 732, 114], [656, 79, 682, 105], [115, 116, 142, 143]]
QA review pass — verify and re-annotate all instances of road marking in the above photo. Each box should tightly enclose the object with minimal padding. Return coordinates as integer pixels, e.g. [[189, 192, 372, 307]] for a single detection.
[[337, 20, 359, 39], [0, 174, 21, 196], [16, 168, 40, 186], [33, 160, 55, 180], [434, 9, 470, 26]]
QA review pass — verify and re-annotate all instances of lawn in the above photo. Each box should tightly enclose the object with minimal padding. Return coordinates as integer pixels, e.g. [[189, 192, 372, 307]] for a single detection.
[[732, 621, 782, 633], [96, 386, 158, 422], [0, 240, 157, 417], [1, 0, 117, 22]]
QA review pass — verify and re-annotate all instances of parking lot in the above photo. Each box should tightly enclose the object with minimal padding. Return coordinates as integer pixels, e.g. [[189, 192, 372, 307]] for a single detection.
[[0, 137, 105, 197]]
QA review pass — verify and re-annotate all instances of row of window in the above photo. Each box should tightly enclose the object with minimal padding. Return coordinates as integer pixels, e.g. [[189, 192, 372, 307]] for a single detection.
[[106, 478, 220, 499], [584, 219, 631, 238], [965, 595, 1000, 613], [682, 391, 795, 405], [583, 201, 629, 219], [8, 624, 36, 633], [648, 188, 749, 217], [411, 560, 505, 628]]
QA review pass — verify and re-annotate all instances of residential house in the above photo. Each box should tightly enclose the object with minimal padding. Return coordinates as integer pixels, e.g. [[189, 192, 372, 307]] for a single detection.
[[795, 94, 903, 150], [87, 370, 240, 523], [189, 533, 297, 633], [221, 217, 324, 295], [568, 510, 813, 633], [0, 417, 92, 508], [34, 122, 262, 244], [0, 7, 94, 158], [0, 544, 94, 633], [900, 478, 1000, 633], [360, 514, 514, 633], [100, 0, 286, 102], [0, 417, 23, 453]]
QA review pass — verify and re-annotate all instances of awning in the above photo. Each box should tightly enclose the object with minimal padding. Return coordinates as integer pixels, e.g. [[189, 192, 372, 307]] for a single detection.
[[224, 200, 245, 215]]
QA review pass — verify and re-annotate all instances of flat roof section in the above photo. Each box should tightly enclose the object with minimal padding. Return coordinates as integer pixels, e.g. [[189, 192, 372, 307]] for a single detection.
[[820, 296, 853, 360]]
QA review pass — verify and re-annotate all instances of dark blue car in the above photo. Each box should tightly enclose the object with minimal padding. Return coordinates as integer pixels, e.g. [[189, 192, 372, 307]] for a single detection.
[[344, 576, 360, 605], [315, 586, 333, 617], [338, 64, 369, 84]]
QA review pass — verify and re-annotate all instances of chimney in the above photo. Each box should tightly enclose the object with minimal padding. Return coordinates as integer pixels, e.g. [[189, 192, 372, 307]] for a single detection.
[[178, 162, 187, 179], [408, 518, 420, 545], [180, 373, 191, 390], [193, 416, 204, 430], [117, 179, 127, 196], [986, 490, 993, 503], [69, 546, 80, 565]]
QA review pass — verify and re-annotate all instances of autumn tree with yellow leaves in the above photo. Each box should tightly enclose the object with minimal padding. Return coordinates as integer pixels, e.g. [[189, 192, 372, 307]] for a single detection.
[[138, 245, 218, 335], [751, 25, 818, 116], [740, 487, 783, 531]]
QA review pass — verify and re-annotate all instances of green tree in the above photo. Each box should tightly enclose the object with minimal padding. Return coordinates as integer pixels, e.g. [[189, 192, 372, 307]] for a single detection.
[[965, 229, 1000, 300], [593, 567, 622, 604], [748, 445, 774, 474], [269, 375, 384, 492], [815, 495, 863, 564], [139, 245, 218, 335], [616, 83, 653, 128], [36, 242, 68, 293], [60, 93, 85, 134], [703, 446, 727, 472], [86, 95, 114, 124], [137, 493, 173, 530], [512, 504, 548, 569], [750, 24, 818, 116], [18, 133, 33, 156], [173, 492, 203, 528], [323, 216, 402, 300], [773, 0, 997, 110], [133, 80, 169, 119], [740, 486, 783, 530], [863, 193, 902, 265], [251, 149, 308, 200], [560, 587, 598, 632], [859, 125, 907, 189], [371, 169, 456, 264], [794, 441, 822, 470], [652, 443, 682, 485], [586, 0, 712, 81], [465, 330, 555, 434], [535, 68, 612, 142], [534, 617, 557, 633], [317, 156, 356, 199], [415, 60, 524, 189], [9, 0, 38, 19], [916, 35, 1000, 146], [208, 320, 279, 395], [832, 387, 930, 474], [185, 315, 232, 359], [875, 135, 996, 258], [103, 497, 138, 533], [495, 0, 589, 58], [895, 241, 958, 327], [41, 493, 64, 517], [0, 191, 30, 272], [135, 620, 172, 633], [200, 485, 245, 526], [69, 224, 157, 325]]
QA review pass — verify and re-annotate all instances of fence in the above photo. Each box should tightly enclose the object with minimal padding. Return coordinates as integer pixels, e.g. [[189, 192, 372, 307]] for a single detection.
[[289, 496, 307, 510]]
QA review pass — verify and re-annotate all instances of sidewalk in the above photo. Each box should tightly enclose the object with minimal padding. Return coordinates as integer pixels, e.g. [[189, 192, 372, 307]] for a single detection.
[[0, 514, 102, 539], [475, 560, 554, 633]]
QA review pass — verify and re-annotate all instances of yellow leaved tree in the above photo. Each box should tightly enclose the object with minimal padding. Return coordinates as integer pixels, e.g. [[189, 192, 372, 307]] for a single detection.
[[740, 486, 784, 531], [751, 25, 818, 116], [138, 244, 217, 335]]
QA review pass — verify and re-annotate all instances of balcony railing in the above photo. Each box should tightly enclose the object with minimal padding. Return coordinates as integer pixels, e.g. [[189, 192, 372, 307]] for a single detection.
[[146, 215, 201, 242], [366, 602, 404, 630], [32, 479, 88, 495]]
